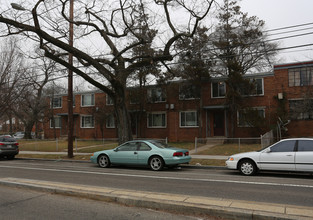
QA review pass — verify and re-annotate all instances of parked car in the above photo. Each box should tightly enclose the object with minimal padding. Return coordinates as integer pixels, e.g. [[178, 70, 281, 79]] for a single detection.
[[13, 132, 24, 139], [0, 135, 19, 159], [90, 140, 191, 171], [226, 138, 313, 176]]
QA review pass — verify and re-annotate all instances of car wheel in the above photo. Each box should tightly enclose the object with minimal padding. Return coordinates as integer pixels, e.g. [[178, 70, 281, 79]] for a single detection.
[[7, 155, 15, 160], [98, 154, 110, 168], [239, 159, 257, 176], [149, 156, 164, 171]]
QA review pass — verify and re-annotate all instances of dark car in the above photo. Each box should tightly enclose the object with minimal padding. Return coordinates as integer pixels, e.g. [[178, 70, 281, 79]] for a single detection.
[[0, 135, 19, 159]]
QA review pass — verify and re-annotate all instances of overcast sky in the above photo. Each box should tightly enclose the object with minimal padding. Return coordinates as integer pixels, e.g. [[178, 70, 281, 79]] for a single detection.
[[240, 0, 313, 64]]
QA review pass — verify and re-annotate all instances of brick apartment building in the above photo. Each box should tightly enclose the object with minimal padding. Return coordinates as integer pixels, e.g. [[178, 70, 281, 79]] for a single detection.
[[43, 60, 313, 142]]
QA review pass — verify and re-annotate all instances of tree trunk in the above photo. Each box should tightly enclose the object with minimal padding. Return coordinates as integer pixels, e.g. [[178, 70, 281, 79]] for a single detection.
[[113, 90, 133, 145]]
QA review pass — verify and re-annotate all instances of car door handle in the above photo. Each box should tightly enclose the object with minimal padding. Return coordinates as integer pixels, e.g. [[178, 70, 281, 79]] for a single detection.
[[286, 155, 293, 156], [134, 152, 138, 155]]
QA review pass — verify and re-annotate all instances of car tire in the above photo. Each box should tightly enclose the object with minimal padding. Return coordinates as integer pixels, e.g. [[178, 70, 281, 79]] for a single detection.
[[7, 155, 15, 160], [239, 159, 257, 176], [98, 154, 110, 168], [149, 156, 164, 171]]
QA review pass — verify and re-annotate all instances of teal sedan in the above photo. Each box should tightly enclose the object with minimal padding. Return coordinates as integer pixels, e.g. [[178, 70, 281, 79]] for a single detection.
[[90, 140, 191, 171]]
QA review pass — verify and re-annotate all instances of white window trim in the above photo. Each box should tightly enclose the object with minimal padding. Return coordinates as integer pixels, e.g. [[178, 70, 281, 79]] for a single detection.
[[106, 95, 113, 106], [50, 116, 61, 128], [211, 82, 226, 98], [147, 112, 167, 128], [179, 111, 199, 128], [106, 114, 115, 128], [51, 97, 62, 109], [81, 115, 95, 128], [237, 107, 265, 127], [241, 78, 264, 97], [81, 94, 95, 107], [147, 88, 166, 103]]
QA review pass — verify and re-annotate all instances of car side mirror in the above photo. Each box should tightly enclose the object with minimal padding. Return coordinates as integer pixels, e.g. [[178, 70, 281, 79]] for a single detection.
[[114, 148, 119, 152], [265, 148, 271, 153]]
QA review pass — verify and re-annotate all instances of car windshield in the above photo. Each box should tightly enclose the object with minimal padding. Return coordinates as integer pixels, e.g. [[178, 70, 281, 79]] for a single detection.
[[0, 136, 16, 142]]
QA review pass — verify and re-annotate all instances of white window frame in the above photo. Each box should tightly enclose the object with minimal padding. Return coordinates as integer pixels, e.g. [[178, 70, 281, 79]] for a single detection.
[[106, 95, 113, 106], [51, 97, 62, 108], [81, 115, 95, 128], [50, 116, 61, 128], [180, 111, 199, 127], [237, 108, 265, 127], [106, 114, 115, 128], [240, 78, 264, 96], [147, 112, 167, 128], [81, 94, 95, 107], [211, 81, 226, 98], [147, 87, 166, 103], [179, 84, 200, 100]]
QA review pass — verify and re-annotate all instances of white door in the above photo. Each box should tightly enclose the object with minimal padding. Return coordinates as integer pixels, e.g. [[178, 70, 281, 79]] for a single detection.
[[296, 140, 313, 172], [259, 140, 296, 171]]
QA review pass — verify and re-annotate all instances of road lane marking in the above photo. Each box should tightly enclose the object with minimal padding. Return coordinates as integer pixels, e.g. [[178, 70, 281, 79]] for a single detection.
[[1, 165, 313, 189]]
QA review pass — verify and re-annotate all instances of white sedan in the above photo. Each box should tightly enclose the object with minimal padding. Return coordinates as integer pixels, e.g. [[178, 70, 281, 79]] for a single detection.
[[226, 138, 313, 175]]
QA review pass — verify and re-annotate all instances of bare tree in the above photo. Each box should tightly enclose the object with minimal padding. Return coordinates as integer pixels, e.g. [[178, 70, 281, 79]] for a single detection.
[[0, 37, 26, 133], [13, 51, 57, 139], [0, 0, 215, 144]]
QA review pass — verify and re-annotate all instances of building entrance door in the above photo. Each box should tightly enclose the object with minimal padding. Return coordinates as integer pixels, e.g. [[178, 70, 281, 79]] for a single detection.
[[213, 112, 225, 136]]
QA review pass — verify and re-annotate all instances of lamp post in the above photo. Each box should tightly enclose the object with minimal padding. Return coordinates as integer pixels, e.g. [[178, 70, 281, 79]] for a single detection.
[[68, 0, 74, 158]]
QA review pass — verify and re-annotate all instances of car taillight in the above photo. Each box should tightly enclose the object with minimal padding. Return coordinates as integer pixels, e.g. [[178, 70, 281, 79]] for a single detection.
[[14, 143, 19, 146], [185, 152, 189, 156], [0, 143, 4, 145], [173, 152, 183, 157]]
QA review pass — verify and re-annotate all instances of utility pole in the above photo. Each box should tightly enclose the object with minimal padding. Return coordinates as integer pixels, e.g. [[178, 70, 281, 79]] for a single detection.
[[68, 0, 74, 158]]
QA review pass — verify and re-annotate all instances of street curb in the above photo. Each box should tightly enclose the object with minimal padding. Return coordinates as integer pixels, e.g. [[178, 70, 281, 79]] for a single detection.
[[15, 157, 227, 170], [0, 178, 310, 220]]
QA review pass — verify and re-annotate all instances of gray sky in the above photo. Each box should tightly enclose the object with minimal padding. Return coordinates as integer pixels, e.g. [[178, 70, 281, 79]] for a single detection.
[[240, 0, 313, 64]]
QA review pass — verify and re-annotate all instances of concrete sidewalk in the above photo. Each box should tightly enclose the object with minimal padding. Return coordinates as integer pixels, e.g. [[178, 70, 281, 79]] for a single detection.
[[0, 177, 312, 220]]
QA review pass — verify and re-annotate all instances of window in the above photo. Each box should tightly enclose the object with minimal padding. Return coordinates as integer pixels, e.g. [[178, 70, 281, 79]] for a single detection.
[[81, 94, 95, 107], [129, 89, 141, 104], [147, 88, 166, 103], [138, 142, 151, 151], [180, 111, 198, 127], [106, 114, 115, 128], [51, 97, 62, 108], [117, 142, 138, 151], [106, 95, 113, 105], [238, 108, 265, 127], [81, 115, 94, 128], [298, 140, 313, 152], [289, 99, 313, 120], [50, 116, 61, 128], [147, 112, 166, 128], [212, 82, 226, 98], [270, 140, 296, 152], [240, 78, 264, 96], [179, 84, 200, 100], [289, 67, 313, 87]]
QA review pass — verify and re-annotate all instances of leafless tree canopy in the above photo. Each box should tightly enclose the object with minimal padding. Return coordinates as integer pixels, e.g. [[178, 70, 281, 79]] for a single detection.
[[0, 0, 215, 143]]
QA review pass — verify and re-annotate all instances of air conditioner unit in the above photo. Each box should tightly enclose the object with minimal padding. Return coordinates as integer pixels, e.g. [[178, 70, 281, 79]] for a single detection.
[[170, 104, 174, 109]]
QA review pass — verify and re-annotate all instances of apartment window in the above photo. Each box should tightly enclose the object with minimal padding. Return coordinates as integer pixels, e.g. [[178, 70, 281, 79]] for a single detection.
[[81, 115, 95, 128], [289, 67, 313, 87], [240, 78, 264, 96], [289, 99, 313, 120], [212, 82, 226, 98], [180, 111, 198, 127], [106, 114, 115, 128], [129, 89, 141, 104], [147, 112, 166, 128], [179, 84, 200, 100], [50, 116, 61, 128], [238, 108, 265, 127], [81, 94, 95, 107], [147, 87, 166, 103], [51, 97, 62, 108], [106, 95, 113, 105]]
